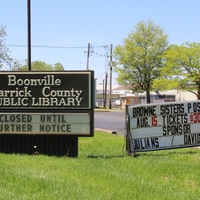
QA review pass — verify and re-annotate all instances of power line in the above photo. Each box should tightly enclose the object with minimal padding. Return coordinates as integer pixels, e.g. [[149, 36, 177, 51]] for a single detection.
[[6, 44, 109, 49], [96, 71, 107, 79]]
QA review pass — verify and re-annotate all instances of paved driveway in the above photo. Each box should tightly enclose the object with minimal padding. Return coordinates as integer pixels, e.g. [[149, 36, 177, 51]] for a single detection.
[[94, 110, 126, 135]]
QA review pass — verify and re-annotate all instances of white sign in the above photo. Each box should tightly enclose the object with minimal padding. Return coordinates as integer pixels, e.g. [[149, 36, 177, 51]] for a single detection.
[[0, 113, 90, 135], [128, 101, 200, 152]]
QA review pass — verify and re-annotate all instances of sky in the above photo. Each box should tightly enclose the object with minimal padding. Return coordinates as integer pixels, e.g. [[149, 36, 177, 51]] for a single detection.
[[1, 0, 200, 84]]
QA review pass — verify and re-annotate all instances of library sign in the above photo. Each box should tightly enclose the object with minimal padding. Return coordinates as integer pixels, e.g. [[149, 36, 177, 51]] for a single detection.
[[127, 101, 200, 153], [0, 71, 94, 136]]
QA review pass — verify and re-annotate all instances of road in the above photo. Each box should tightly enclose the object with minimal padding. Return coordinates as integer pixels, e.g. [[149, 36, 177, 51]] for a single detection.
[[94, 110, 126, 135]]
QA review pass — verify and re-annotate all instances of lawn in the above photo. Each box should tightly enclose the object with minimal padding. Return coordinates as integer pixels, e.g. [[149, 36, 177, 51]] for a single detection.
[[0, 131, 200, 200]]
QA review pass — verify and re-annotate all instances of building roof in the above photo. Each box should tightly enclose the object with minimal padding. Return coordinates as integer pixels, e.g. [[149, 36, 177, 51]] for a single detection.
[[113, 85, 132, 90]]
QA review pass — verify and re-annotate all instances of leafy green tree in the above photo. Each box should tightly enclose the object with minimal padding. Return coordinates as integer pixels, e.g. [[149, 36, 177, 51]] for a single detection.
[[12, 60, 64, 71], [53, 62, 65, 70], [113, 20, 169, 103], [0, 24, 13, 70], [153, 42, 200, 99]]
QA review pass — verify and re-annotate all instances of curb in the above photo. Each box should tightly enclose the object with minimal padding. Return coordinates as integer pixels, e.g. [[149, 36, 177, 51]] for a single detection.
[[95, 128, 125, 136]]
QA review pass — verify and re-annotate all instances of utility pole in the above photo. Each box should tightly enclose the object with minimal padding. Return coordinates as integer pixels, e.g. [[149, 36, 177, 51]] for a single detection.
[[86, 43, 90, 70], [85, 43, 94, 70], [103, 79, 104, 107], [104, 73, 108, 108], [109, 44, 113, 109], [27, 0, 31, 71]]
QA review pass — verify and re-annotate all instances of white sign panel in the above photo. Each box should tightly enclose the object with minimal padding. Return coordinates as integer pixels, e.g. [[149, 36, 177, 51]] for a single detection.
[[0, 113, 90, 135], [128, 101, 200, 152]]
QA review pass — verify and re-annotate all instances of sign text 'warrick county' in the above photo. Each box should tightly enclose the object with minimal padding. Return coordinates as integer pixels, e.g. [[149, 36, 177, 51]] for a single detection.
[[128, 101, 200, 152], [0, 113, 90, 135], [0, 72, 92, 109]]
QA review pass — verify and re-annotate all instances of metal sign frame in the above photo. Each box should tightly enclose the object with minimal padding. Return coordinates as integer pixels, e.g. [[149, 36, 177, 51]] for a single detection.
[[126, 101, 200, 155]]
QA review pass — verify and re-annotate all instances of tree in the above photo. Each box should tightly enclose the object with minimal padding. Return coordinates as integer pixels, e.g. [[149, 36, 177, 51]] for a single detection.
[[113, 20, 169, 103], [153, 42, 200, 99], [12, 60, 64, 71], [53, 62, 65, 70], [0, 24, 13, 69]]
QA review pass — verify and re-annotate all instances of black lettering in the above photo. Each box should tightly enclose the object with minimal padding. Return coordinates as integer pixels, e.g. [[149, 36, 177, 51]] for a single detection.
[[188, 103, 192, 112], [40, 115, 45, 122], [137, 117, 149, 128], [163, 124, 191, 136], [193, 102, 200, 112], [22, 124, 26, 132], [5, 124, 9, 131], [184, 134, 200, 145], [134, 139, 145, 149], [155, 137, 159, 147], [160, 103, 184, 115], [66, 125, 71, 132], [27, 125, 32, 132], [46, 115, 51, 123], [61, 115, 66, 123], [144, 138, 151, 148], [133, 106, 156, 117], [134, 137, 159, 150], [16, 124, 20, 131], [160, 105, 164, 115], [163, 126, 166, 136], [16, 115, 21, 122], [184, 114, 188, 123], [21, 115, 26, 122], [45, 125, 51, 132], [27, 115, 32, 122], [139, 139, 144, 149], [133, 139, 140, 149], [39, 124, 71, 133], [61, 125, 65, 132], [10, 115, 15, 122], [40, 124, 44, 132]]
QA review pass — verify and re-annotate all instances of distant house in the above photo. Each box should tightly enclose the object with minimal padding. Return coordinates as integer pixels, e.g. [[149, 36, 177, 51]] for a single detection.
[[112, 85, 133, 95], [95, 83, 197, 108]]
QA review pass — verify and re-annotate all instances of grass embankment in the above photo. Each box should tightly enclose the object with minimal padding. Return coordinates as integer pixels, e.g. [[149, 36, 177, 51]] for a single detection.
[[0, 131, 200, 200]]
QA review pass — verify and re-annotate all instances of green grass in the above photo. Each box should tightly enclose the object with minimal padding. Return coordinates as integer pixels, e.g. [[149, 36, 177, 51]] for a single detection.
[[0, 131, 200, 200]]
